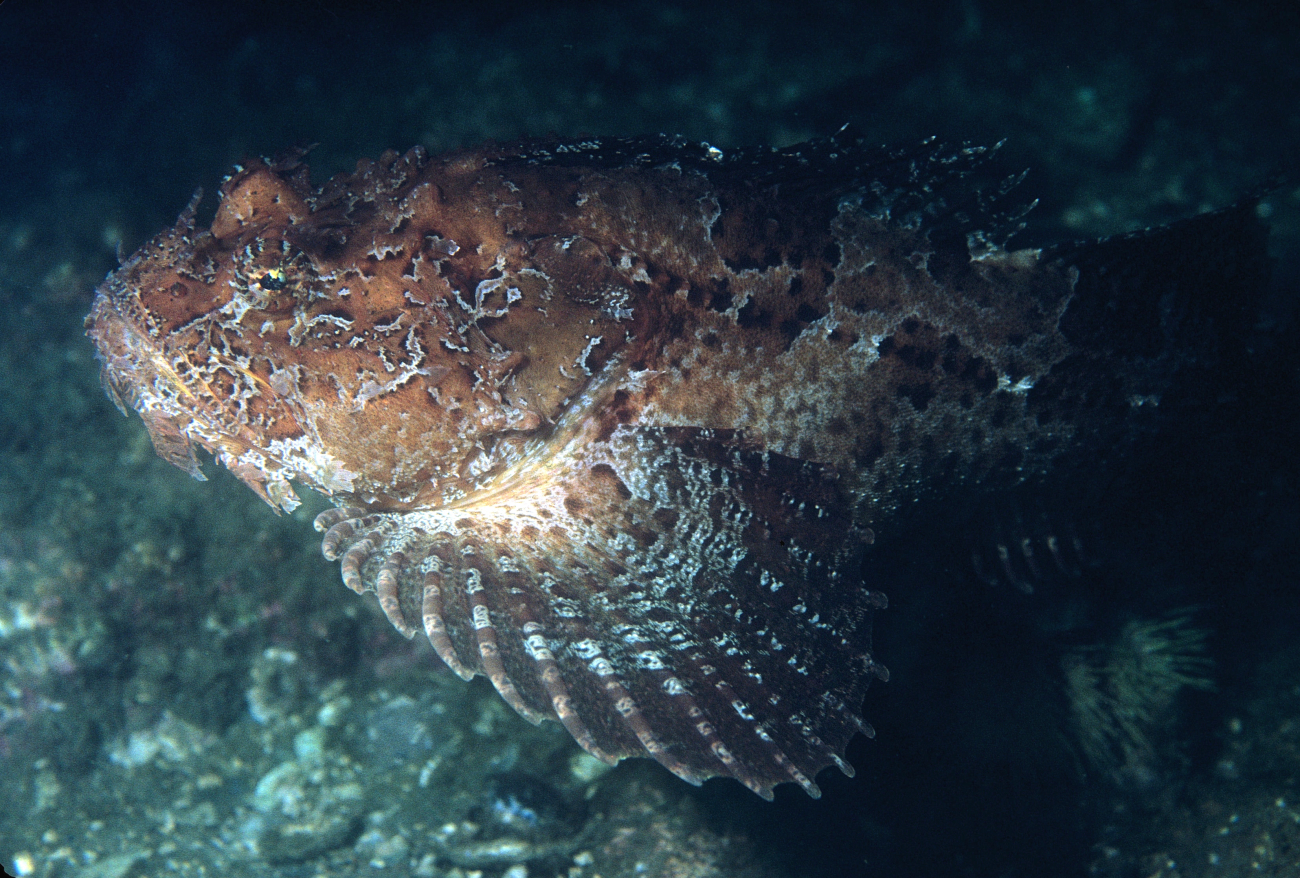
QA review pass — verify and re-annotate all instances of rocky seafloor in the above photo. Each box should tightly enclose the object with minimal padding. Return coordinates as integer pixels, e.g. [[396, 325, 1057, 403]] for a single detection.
[[1, 2, 1298, 876]]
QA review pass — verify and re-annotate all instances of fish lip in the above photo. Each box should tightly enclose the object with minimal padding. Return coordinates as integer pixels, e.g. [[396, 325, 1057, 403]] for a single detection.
[[85, 289, 334, 513], [86, 290, 207, 477], [86, 291, 158, 417]]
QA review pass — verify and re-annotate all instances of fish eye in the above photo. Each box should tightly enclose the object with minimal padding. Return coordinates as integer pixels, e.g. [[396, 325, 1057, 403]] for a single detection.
[[257, 269, 287, 291]]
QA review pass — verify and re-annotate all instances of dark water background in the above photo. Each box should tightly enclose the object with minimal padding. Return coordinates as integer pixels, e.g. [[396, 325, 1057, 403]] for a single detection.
[[1, 1, 1298, 876]]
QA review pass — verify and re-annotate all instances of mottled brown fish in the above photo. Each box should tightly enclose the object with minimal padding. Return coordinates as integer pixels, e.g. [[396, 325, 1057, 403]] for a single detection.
[[86, 131, 1267, 798]]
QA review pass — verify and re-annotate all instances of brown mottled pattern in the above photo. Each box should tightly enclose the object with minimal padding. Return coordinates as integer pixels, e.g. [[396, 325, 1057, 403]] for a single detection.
[[86, 132, 1267, 798]]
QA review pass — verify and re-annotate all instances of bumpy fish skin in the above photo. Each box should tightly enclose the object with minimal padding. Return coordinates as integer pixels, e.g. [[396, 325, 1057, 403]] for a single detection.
[[86, 131, 1266, 798]]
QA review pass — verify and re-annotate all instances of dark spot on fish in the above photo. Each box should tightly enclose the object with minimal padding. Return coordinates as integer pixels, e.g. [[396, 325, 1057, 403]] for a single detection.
[[588, 462, 632, 500], [685, 283, 706, 307], [855, 434, 885, 468], [564, 495, 586, 515], [902, 344, 937, 371], [608, 390, 635, 425], [625, 523, 658, 547], [736, 299, 772, 330], [722, 245, 783, 273], [321, 306, 356, 323], [778, 318, 802, 350], [661, 310, 688, 342], [787, 275, 803, 297], [652, 507, 679, 530], [972, 362, 998, 394], [795, 302, 824, 324], [371, 308, 402, 328], [897, 382, 935, 410]]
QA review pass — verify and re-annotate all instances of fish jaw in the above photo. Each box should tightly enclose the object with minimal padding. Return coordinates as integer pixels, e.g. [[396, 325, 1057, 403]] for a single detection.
[[87, 285, 314, 511]]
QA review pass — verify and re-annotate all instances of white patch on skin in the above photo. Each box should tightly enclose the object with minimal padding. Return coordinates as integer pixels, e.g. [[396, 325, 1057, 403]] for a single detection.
[[576, 335, 603, 375], [288, 311, 354, 347], [263, 434, 359, 494]]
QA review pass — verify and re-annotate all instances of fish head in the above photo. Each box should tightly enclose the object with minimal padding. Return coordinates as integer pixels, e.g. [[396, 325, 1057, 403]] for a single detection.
[[85, 185, 347, 513], [85, 159, 555, 514]]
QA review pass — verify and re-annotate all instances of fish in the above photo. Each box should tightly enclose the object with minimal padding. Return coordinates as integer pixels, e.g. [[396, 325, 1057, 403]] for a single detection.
[[85, 129, 1269, 799]]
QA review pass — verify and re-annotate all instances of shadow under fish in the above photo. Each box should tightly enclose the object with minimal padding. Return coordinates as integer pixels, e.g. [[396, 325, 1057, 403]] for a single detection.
[[85, 129, 1270, 799]]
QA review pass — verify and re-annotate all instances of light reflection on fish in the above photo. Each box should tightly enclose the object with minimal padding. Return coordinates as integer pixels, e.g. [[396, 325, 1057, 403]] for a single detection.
[[85, 130, 1267, 798]]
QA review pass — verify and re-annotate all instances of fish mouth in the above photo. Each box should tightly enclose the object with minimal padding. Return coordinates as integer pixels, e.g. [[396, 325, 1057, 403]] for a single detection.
[[86, 289, 357, 514], [86, 291, 290, 502], [86, 291, 207, 477]]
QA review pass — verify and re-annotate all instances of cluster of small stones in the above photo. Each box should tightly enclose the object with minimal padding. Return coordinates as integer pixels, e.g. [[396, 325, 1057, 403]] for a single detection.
[[4, 627, 773, 877]]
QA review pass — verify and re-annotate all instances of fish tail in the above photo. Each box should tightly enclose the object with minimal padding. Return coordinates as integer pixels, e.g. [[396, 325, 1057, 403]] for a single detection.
[[1051, 200, 1271, 372]]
